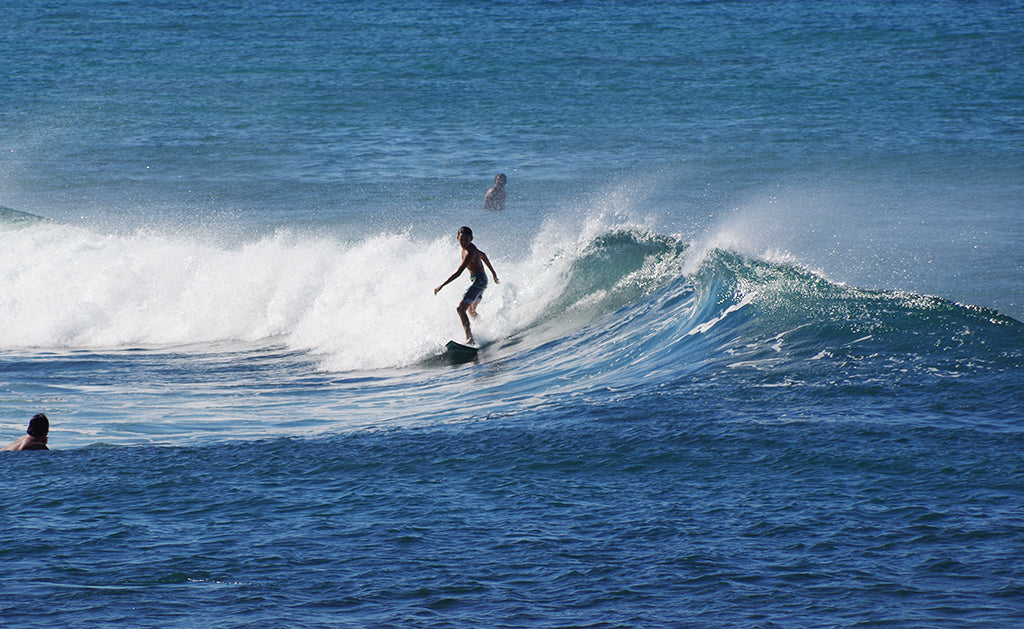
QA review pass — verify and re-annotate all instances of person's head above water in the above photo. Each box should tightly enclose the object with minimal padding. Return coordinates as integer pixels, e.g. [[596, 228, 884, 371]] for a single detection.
[[2, 412, 50, 451], [494, 173, 507, 186], [27, 413, 48, 438], [458, 226, 473, 243]]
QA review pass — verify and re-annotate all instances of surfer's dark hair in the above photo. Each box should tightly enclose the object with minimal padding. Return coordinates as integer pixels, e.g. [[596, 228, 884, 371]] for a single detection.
[[458, 226, 473, 239], [27, 413, 49, 438]]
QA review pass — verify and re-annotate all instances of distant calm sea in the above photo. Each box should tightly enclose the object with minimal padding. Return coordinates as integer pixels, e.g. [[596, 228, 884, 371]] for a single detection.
[[2, 1, 1023, 626]]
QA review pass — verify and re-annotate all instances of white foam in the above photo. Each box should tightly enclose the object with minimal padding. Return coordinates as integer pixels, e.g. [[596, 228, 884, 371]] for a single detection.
[[0, 221, 579, 370]]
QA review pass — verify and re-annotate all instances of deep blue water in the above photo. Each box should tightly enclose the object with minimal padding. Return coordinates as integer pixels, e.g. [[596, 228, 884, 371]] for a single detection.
[[2, 1, 1023, 626]]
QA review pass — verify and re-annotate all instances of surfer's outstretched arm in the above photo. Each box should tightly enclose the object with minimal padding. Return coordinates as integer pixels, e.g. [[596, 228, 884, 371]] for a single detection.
[[435, 259, 468, 295], [480, 251, 499, 284]]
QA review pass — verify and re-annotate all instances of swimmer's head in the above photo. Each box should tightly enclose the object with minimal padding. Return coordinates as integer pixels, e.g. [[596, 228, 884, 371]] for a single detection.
[[27, 413, 48, 438], [458, 226, 473, 241], [495, 173, 507, 186]]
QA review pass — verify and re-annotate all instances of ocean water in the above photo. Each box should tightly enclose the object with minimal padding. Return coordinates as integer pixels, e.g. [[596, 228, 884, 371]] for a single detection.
[[2, 1, 1023, 626]]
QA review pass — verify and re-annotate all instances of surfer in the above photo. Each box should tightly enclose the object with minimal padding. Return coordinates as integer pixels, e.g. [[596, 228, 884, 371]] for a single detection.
[[483, 173, 507, 210], [434, 226, 499, 345], [2, 413, 50, 451]]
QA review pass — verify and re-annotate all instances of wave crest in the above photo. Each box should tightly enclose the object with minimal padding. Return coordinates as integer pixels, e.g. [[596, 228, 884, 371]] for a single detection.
[[0, 220, 1018, 378]]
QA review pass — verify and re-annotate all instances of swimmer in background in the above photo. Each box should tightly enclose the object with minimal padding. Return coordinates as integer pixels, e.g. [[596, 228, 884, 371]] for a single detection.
[[435, 226, 499, 345], [2, 413, 50, 451], [483, 173, 507, 210]]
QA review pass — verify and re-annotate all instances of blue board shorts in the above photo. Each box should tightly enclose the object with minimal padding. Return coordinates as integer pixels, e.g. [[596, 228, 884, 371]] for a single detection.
[[462, 273, 488, 305]]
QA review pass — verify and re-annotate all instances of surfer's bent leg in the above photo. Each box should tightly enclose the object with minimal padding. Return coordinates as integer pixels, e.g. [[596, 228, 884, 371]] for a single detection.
[[457, 302, 474, 344]]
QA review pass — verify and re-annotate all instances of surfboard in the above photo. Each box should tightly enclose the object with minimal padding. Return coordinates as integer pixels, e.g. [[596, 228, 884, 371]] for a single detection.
[[444, 340, 480, 362], [422, 340, 482, 366]]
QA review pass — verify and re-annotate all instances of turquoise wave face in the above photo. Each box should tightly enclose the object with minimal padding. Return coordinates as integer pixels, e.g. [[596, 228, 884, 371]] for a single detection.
[[511, 228, 1021, 357], [495, 230, 1024, 419]]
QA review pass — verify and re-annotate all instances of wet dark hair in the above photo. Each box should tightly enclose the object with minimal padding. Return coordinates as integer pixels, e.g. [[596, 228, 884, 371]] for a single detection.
[[458, 226, 473, 240], [27, 413, 49, 438]]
